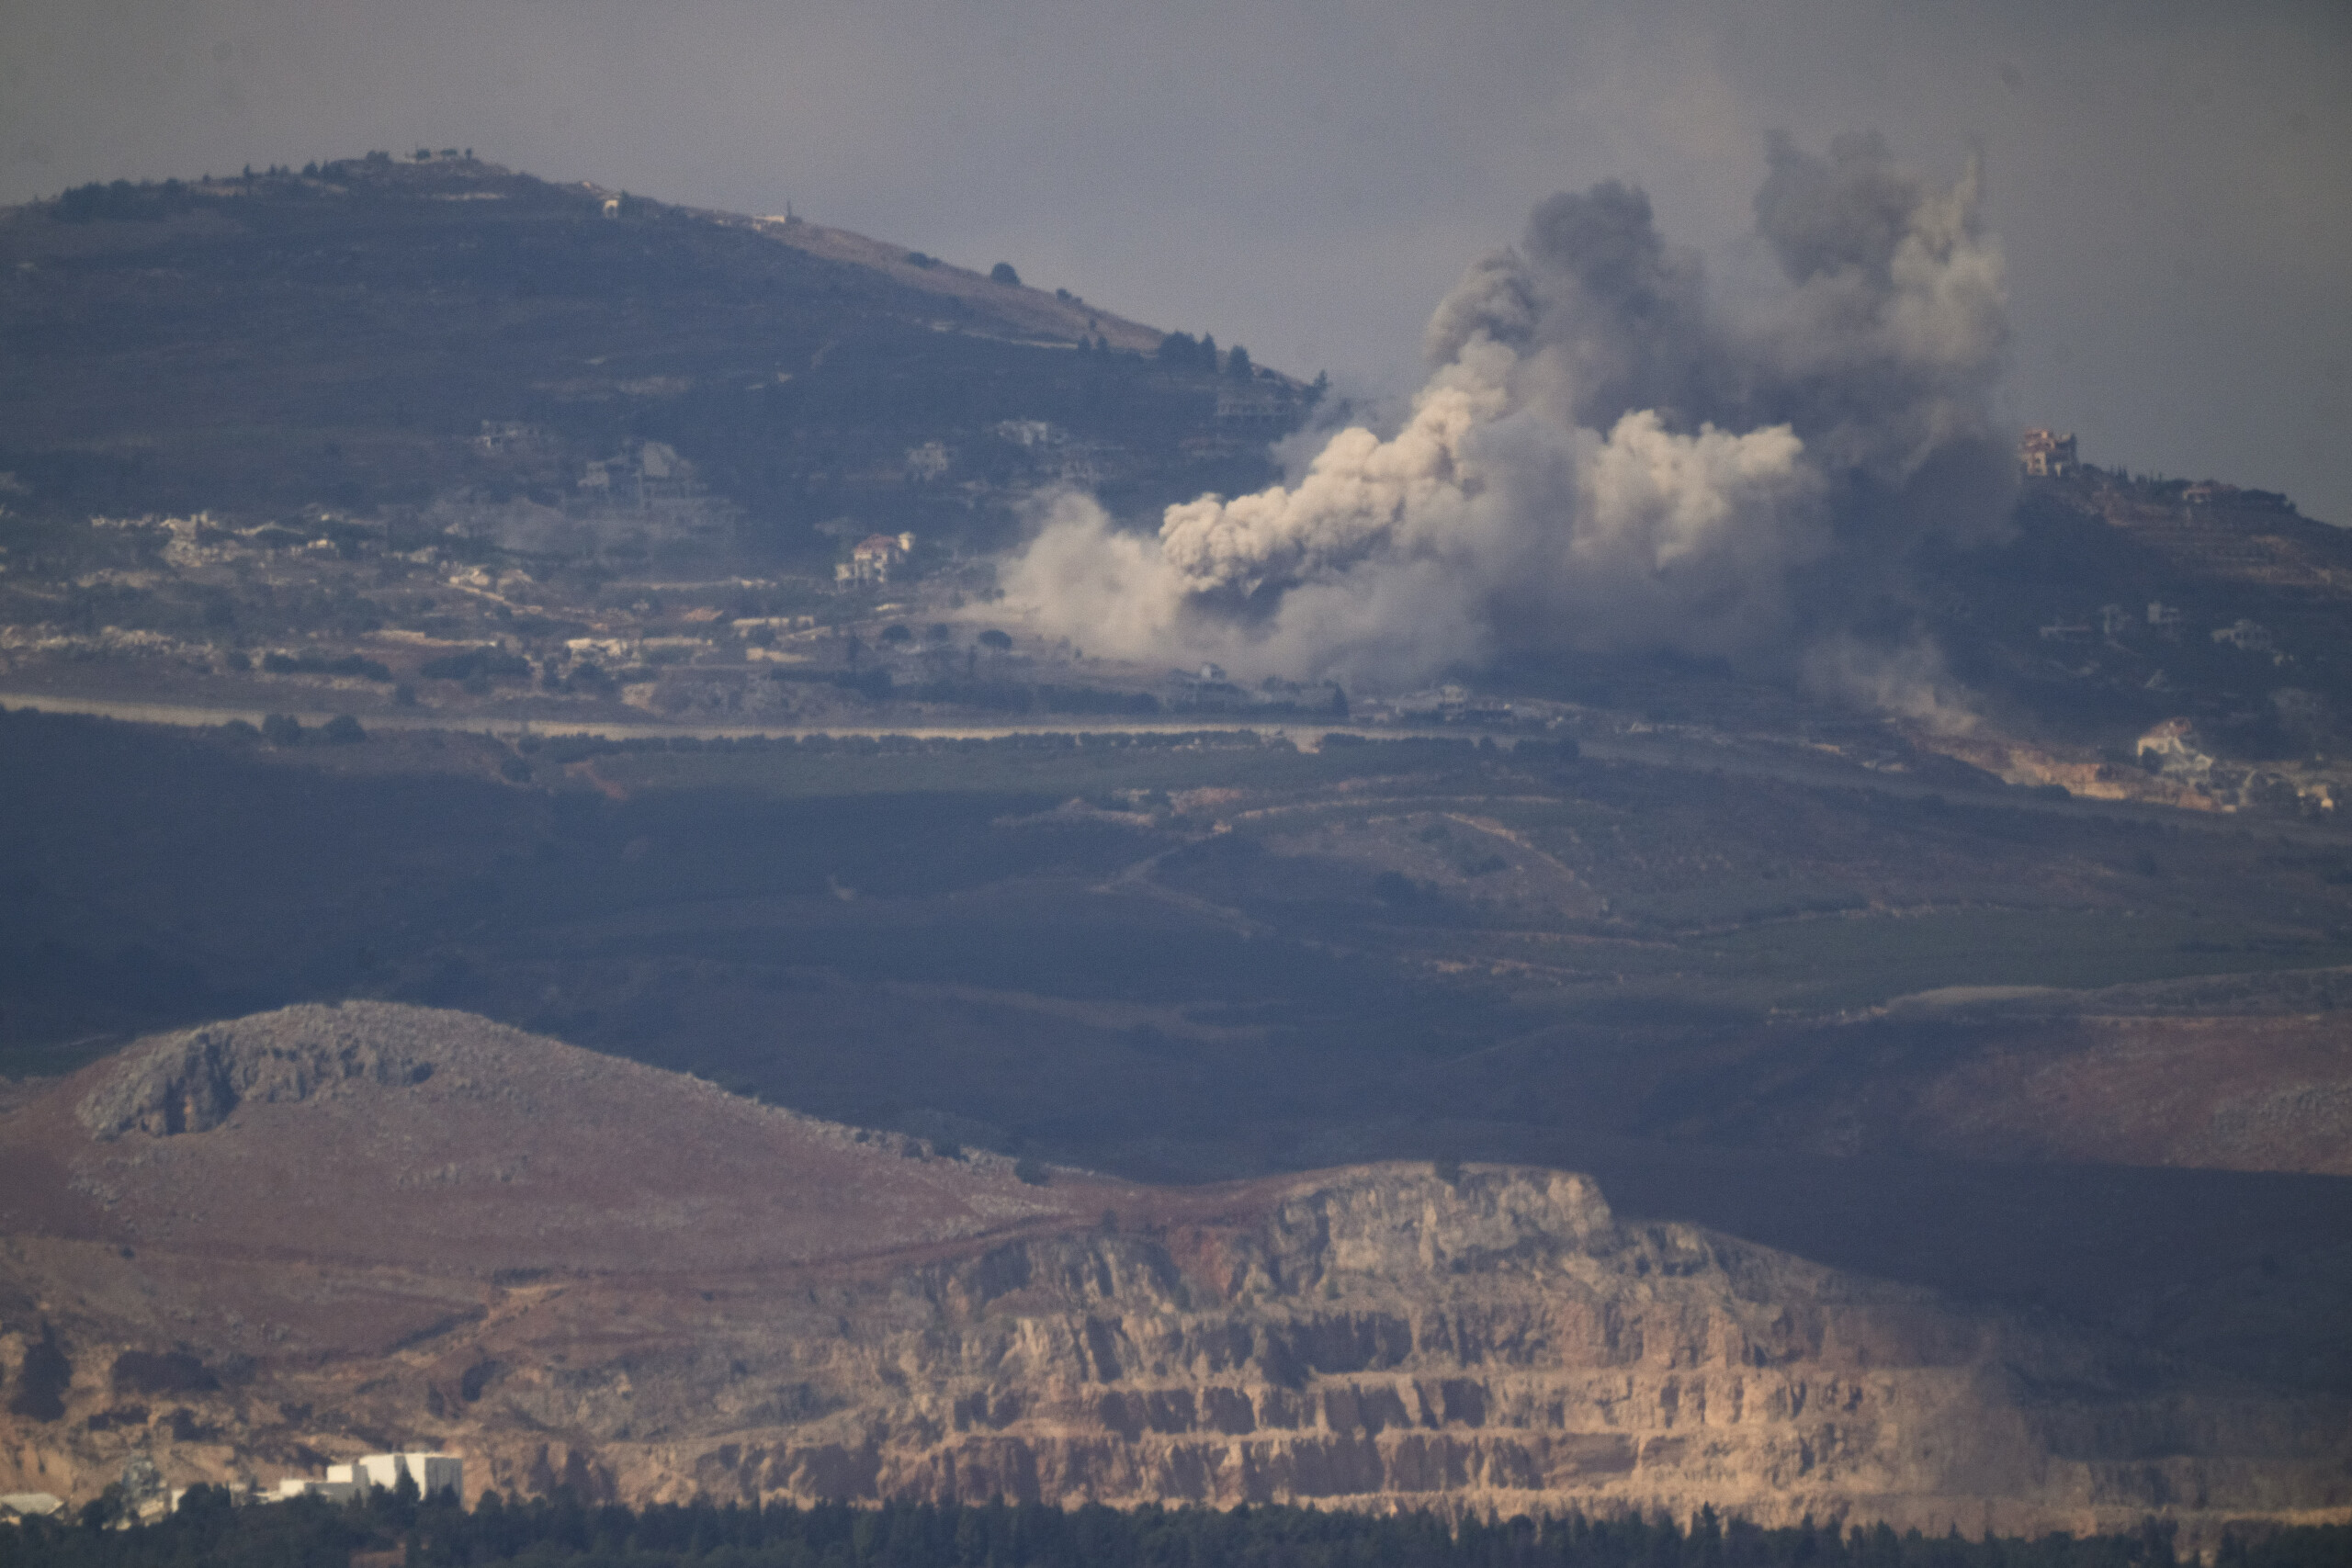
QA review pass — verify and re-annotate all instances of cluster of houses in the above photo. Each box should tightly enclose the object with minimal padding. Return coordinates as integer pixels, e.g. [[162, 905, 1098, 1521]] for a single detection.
[[837, 531, 916, 586], [0, 1452, 460, 1529]]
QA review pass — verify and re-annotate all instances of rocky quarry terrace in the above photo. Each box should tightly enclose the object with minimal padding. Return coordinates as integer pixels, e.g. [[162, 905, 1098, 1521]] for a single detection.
[[0, 1005, 2345, 1549]]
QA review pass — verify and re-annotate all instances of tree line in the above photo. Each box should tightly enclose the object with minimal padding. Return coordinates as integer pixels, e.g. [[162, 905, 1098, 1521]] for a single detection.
[[3, 1484, 2342, 1568], [1158, 332, 1257, 379]]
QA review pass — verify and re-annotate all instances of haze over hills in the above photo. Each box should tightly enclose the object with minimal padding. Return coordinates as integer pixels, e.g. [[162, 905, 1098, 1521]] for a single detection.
[[4, 145, 2348, 798], [2, 146, 2350, 1542], [2, 1003, 2346, 1545]]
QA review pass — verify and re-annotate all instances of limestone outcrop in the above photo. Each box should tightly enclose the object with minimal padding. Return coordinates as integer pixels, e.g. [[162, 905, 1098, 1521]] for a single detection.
[[76, 1003, 443, 1139], [437, 1166, 2347, 1541], [2, 1006, 2346, 1547]]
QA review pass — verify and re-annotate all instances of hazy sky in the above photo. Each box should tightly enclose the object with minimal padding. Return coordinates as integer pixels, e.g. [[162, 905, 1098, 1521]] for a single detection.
[[4, 0, 2347, 522]]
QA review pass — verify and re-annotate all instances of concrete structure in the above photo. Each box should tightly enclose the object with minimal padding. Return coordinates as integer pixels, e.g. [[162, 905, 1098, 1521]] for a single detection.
[[269, 1451, 460, 1506], [841, 532, 914, 586], [2211, 618, 2275, 653], [333, 1452, 463, 1499], [0, 1493, 66, 1522], [2018, 427, 2078, 477]]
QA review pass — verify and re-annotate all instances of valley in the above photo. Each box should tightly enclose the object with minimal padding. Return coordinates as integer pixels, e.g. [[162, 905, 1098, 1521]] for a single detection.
[[2, 151, 2349, 1546]]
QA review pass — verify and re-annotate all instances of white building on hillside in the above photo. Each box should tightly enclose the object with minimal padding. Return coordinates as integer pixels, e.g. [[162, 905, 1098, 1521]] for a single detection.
[[0, 1494, 66, 1522], [333, 1453, 462, 1499], [270, 1452, 461, 1505]]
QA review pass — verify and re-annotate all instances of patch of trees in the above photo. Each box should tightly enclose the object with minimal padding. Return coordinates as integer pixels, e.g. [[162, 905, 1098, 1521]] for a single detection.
[[1321, 734, 1480, 758], [51, 179, 200, 224], [905, 681, 1163, 716], [5, 1323, 71, 1422], [259, 651, 393, 682], [1157, 332, 1261, 379], [3, 1488, 2324, 1568], [107, 1350, 219, 1397], [419, 647, 532, 682], [250, 714, 366, 746], [1155, 332, 1220, 373]]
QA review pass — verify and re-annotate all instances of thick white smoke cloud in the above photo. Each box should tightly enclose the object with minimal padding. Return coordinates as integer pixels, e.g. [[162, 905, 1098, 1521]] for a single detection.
[[1002, 134, 2012, 697]]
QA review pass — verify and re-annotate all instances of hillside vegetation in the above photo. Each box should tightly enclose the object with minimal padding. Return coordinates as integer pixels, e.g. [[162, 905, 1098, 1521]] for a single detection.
[[0, 154, 1309, 558]]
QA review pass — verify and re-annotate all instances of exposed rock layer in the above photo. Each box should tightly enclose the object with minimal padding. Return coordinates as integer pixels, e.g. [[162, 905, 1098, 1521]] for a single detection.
[[1, 1005, 2345, 1547], [77, 1011, 439, 1139]]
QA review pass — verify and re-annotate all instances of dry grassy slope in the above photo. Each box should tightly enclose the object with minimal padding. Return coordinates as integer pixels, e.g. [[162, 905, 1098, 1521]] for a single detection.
[[0, 1004, 2346, 1544], [1643, 973, 2352, 1177], [748, 217, 1168, 354]]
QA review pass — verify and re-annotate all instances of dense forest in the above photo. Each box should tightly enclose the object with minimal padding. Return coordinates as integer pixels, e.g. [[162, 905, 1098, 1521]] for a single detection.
[[2, 1489, 2343, 1568]]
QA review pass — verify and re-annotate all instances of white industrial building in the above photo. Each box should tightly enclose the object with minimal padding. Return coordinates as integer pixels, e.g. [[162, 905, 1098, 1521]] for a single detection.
[[269, 1452, 460, 1505]]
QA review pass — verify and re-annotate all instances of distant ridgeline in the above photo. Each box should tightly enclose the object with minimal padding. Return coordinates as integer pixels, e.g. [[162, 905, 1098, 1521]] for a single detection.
[[0, 154, 1316, 559], [3, 1490, 2340, 1568]]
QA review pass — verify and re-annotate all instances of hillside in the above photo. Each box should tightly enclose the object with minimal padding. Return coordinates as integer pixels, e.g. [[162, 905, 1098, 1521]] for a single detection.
[[4, 154, 2351, 1547], [1913, 469, 2352, 768], [2, 1004, 2346, 1544], [1, 155, 2347, 810], [0, 154, 1311, 558]]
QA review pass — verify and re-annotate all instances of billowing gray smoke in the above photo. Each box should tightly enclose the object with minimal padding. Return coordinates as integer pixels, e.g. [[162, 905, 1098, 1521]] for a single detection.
[[1004, 134, 2012, 710]]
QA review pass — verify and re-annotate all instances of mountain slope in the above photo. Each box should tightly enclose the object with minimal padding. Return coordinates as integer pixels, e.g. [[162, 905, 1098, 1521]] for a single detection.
[[0, 156, 1310, 550], [1, 1004, 2344, 1544]]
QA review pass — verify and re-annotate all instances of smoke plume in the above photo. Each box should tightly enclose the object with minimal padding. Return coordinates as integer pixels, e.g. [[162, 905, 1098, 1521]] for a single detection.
[[1003, 134, 2013, 699]]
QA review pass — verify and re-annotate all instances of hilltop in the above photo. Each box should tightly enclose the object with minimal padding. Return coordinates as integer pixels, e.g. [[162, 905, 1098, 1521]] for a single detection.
[[2, 154, 2348, 815], [0, 153, 1313, 558]]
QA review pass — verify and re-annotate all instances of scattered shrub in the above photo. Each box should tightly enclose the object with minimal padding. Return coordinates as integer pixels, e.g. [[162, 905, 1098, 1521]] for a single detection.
[[8, 1324, 72, 1422], [419, 647, 531, 682], [111, 1349, 218, 1397]]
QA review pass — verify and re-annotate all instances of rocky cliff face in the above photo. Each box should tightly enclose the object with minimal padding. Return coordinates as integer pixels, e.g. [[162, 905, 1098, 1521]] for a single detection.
[[75, 1010, 441, 1139], [1, 1007, 2345, 1545], [434, 1167, 2346, 1542]]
